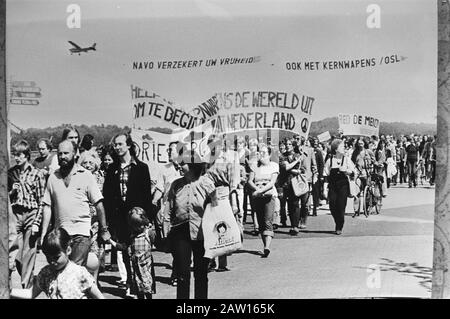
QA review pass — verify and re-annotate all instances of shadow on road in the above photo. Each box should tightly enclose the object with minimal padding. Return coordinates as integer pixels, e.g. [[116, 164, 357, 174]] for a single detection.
[[300, 230, 336, 235], [99, 274, 120, 285], [354, 258, 432, 293], [100, 286, 125, 298], [233, 249, 263, 256], [377, 258, 432, 292], [98, 275, 126, 298]]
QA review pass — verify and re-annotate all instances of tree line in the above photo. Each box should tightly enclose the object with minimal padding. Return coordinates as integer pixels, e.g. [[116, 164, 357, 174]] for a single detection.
[[10, 118, 436, 151]]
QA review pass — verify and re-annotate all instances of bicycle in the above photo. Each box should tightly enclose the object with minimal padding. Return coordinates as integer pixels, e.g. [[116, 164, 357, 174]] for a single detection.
[[352, 174, 367, 218], [416, 159, 427, 186], [363, 169, 383, 216]]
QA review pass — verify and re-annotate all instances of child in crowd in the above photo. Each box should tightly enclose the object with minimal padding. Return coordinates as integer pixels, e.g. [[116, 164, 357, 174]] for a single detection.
[[125, 207, 156, 299], [10, 228, 104, 299]]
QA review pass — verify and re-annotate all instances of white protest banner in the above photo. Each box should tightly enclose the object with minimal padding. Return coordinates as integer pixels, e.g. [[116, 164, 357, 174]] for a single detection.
[[214, 90, 315, 137], [338, 113, 380, 137], [189, 95, 220, 123], [131, 128, 175, 172], [317, 131, 331, 142], [131, 85, 219, 130], [131, 85, 203, 130]]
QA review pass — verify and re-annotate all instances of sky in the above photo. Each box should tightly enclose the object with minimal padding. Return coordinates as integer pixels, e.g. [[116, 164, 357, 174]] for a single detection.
[[6, 0, 437, 129]]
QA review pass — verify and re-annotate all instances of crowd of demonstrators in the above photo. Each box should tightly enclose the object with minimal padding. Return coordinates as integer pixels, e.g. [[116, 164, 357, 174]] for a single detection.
[[7, 126, 436, 299]]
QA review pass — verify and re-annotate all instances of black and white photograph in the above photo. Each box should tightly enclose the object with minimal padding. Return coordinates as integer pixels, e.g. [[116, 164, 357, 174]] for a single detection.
[[1, 0, 449, 305]]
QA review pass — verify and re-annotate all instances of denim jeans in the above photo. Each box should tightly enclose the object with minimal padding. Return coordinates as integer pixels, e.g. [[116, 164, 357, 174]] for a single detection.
[[170, 223, 209, 299], [407, 160, 417, 186]]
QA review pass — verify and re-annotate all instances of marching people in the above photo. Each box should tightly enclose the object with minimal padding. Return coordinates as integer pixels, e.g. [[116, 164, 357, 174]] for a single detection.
[[386, 149, 397, 189], [8, 127, 437, 299], [279, 138, 309, 235], [8, 140, 46, 288], [79, 150, 106, 283], [405, 137, 419, 188], [166, 141, 239, 299], [32, 138, 59, 178], [311, 138, 324, 216], [39, 140, 111, 268], [206, 135, 241, 272], [298, 137, 317, 227], [324, 139, 356, 235], [276, 141, 288, 226], [244, 137, 260, 235], [247, 143, 279, 257], [99, 145, 116, 174], [395, 140, 407, 185], [350, 139, 374, 215], [61, 126, 81, 147], [61, 126, 81, 162], [152, 141, 182, 285], [374, 139, 388, 197], [422, 135, 436, 186], [429, 135, 437, 186], [98, 145, 126, 279], [103, 133, 153, 297]]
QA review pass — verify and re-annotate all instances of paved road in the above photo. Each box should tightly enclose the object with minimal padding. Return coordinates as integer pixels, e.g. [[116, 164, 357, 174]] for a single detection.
[[12, 184, 434, 299]]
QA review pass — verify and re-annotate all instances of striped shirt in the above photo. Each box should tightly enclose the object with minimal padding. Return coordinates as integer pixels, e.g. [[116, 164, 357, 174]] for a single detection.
[[8, 162, 46, 213]]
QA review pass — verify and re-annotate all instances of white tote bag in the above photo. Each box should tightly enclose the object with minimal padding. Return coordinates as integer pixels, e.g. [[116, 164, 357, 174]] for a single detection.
[[202, 197, 242, 259]]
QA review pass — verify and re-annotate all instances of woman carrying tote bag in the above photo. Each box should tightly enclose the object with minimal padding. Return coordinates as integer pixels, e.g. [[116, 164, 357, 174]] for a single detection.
[[279, 138, 310, 236], [324, 139, 356, 235], [247, 144, 279, 258]]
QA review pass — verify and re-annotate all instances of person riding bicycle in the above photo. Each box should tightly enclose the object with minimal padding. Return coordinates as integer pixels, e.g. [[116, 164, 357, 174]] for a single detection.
[[351, 139, 375, 214]]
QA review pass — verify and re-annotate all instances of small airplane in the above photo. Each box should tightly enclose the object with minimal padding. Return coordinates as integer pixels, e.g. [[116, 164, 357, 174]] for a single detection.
[[68, 41, 96, 55]]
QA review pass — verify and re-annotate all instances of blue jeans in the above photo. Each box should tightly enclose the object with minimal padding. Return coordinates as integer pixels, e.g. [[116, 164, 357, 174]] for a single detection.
[[69, 234, 91, 266]]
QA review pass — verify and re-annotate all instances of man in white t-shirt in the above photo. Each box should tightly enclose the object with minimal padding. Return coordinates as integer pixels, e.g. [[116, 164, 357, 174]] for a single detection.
[[39, 140, 111, 266]]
